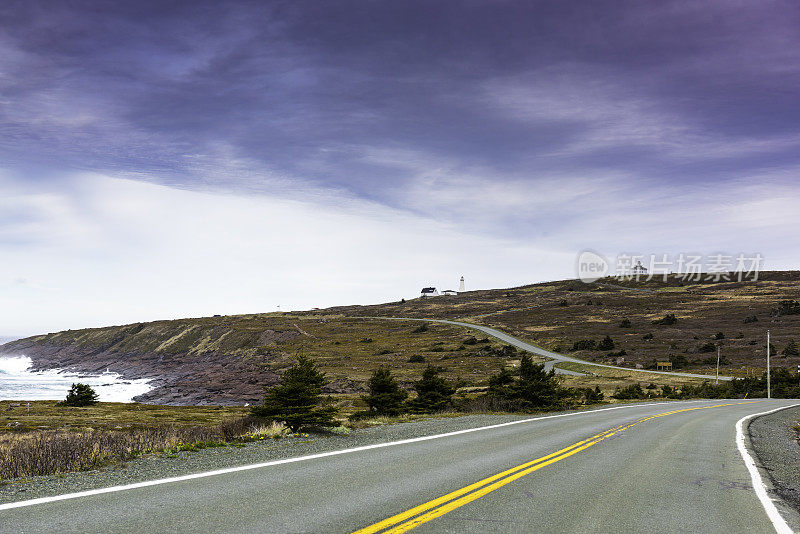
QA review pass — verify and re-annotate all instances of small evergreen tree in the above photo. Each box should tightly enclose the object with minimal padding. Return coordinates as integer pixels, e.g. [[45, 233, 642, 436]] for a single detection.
[[597, 335, 615, 351], [783, 340, 800, 357], [408, 365, 455, 413], [572, 339, 597, 351], [613, 383, 645, 399], [670, 354, 689, 369], [581, 386, 604, 403], [60, 383, 99, 407], [250, 354, 337, 432], [487, 367, 515, 397], [698, 342, 717, 353], [773, 300, 800, 317], [362, 368, 408, 416], [513, 355, 560, 409], [652, 314, 677, 325], [619, 319, 631, 328]]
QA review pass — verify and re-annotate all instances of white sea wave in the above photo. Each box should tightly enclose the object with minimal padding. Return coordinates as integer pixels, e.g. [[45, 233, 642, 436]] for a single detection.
[[0, 355, 152, 402]]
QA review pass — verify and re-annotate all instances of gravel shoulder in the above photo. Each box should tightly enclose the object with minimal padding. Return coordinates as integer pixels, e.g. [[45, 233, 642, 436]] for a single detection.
[[748, 404, 800, 527], [1, 412, 545, 504]]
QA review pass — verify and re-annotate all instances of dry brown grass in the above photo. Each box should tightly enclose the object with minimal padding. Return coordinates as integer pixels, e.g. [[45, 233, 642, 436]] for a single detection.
[[0, 425, 218, 480], [244, 420, 288, 439], [0, 401, 248, 432]]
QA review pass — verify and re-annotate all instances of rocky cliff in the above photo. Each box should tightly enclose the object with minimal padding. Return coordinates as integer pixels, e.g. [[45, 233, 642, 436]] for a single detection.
[[0, 318, 299, 405]]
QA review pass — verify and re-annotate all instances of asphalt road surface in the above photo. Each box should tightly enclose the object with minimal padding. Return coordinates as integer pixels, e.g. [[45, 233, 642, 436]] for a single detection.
[[2, 399, 797, 533]]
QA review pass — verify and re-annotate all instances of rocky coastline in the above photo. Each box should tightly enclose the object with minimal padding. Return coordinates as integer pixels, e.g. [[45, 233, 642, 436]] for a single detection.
[[0, 339, 280, 406]]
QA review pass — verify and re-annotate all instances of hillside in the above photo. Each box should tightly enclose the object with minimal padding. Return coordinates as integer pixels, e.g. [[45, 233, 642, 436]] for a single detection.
[[0, 315, 519, 404], [2, 271, 798, 405], [319, 271, 800, 374]]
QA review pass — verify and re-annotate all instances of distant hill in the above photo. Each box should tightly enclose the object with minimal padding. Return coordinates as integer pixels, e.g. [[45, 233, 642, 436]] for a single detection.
[[0, 315, 507, 405], [3, 271, 799, 405], [321, 271, 800, 374]]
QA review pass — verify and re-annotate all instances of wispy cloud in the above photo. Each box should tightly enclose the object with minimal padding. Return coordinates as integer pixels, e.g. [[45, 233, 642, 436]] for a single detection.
[[483, 65, 800, 163]]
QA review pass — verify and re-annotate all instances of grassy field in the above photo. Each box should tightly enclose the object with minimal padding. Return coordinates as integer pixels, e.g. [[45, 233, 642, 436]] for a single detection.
[[327, 272, 800, 378], [1, 400, 248, 432]]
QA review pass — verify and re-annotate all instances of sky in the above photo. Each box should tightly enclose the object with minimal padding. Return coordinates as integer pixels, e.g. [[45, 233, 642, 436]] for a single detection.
[[1, 0, 799, 336]]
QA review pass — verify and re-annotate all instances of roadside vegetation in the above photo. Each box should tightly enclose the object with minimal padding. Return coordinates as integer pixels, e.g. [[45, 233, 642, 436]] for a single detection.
[[6, 355, 800, 481]]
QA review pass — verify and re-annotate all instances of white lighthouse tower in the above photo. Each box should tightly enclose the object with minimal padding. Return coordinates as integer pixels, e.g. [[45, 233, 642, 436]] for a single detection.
[[458, 276, 465, 293]]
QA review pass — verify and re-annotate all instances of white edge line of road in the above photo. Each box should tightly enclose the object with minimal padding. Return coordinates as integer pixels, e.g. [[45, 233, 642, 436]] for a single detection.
[[0, 400, 703, 512], [736, 402, 800, 534]]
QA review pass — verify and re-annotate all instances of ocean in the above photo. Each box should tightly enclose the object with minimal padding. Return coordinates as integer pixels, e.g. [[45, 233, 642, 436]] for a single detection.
[[0, 354, 152, 402]]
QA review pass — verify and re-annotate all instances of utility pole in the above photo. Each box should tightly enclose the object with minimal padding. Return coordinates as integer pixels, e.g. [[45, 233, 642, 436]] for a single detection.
[[715, 345, 720, 385], [767, 330, 771, 399]]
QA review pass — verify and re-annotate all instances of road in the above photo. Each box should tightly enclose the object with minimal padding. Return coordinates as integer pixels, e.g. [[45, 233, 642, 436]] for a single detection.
[[368, 317, 733, 380], [2, 400, 797, 533]]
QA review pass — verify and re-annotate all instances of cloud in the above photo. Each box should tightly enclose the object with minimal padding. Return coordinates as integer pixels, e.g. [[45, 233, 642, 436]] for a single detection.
[[2, 1, 800, 335], [482, 65, 800, 163], [0, 173, 572, 335]]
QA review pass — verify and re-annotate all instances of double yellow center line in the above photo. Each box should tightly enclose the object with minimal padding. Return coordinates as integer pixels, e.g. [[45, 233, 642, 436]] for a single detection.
[[353, 402, 756, 533]]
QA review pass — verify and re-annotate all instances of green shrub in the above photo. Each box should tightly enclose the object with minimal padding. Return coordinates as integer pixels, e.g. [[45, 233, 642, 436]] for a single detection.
[[360, 368, 408, 416], [487, 367, 515, 397], [642, 333, 654, 340], [698, 342, 717, 353], [408, 354, 426, 363], [597, 335, 615, 351], [59, 383, 99, 407], [652, 314, 677, 325], [412, 323, 429, 333], [713, 332, 725, 340], [572, 339, 597, 351], [407, 366, 455, 413], [783, 340, 799, 357], [581, 386, 604, 403], [670, 354, 689, 369], [499, 345, 518, 357], [619, 319, 631, 328], [613, 384, 645, 399], [773, 300, 800, 317]]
